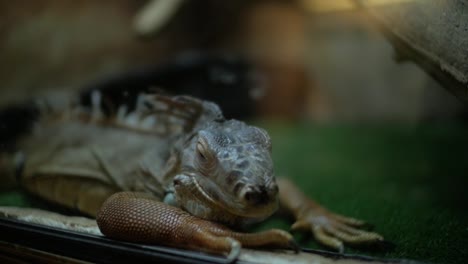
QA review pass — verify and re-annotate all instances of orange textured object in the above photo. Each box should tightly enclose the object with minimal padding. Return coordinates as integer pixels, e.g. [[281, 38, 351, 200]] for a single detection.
[[97, 192, 297, 259]]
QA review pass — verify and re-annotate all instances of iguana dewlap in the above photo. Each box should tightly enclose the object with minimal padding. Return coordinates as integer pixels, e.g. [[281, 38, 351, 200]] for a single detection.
[[3, 92, 383, 258]]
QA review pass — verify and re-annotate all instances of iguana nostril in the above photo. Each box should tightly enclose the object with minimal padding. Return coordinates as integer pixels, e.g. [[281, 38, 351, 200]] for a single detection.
[[243, 188, 269, 205], [173, 179, 181, 186], [244, 191, 254, 202]]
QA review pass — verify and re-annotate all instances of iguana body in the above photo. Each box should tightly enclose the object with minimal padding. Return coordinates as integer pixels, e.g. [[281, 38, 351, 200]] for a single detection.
[[2, 92, 383, 258]]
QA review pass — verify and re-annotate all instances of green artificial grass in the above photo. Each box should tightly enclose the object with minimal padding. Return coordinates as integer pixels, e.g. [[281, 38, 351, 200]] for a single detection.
[[255, 122, 468, 264], [0, 122, 467, 263]]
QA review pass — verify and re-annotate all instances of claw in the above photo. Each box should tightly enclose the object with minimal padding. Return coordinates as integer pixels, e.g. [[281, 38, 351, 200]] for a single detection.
[[288, 239, 301, 253], [361, 222, 375, 231], [225, 238, 241, 263]]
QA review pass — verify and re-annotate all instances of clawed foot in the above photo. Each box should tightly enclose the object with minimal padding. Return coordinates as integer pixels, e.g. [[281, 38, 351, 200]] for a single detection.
[[291, 205, 383, 252], [277, 178, 385, 252]]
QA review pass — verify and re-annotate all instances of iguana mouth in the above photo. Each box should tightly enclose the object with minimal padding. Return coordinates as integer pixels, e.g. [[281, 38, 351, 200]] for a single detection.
[[175, 172, 277, 223]]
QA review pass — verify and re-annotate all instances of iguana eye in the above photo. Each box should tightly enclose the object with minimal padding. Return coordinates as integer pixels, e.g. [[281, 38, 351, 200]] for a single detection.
[[197, 142, 207, 161], [196, 133, 217, 171], [196, 141, 209, 162]]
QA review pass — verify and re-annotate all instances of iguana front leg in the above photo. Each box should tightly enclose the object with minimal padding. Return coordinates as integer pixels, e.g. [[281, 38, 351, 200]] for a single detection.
[[96, 192, 298, 261], [277, 178, 383, 252]]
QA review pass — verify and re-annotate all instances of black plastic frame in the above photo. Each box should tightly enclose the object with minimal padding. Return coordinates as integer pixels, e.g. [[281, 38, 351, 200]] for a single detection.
[[0, 217, 247, 264]]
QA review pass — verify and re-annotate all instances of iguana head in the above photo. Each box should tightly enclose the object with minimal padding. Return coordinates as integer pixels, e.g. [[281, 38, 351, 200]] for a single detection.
[[174, 120, 278, 226]]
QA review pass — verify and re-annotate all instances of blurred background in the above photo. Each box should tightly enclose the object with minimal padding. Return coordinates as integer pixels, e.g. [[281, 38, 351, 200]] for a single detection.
[[0, 0, 467, 263], [1, 0, 466, 121]]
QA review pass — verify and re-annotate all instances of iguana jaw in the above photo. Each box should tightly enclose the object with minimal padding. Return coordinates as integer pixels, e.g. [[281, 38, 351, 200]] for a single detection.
[[173, 172, 278, 226]]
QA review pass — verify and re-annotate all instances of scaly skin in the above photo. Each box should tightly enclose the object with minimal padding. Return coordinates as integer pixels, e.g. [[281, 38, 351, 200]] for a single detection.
[[2, 92, 384, 257]]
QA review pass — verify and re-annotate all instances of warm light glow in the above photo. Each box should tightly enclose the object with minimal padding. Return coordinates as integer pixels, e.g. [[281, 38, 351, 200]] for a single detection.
[[365, 0, 415, 5], [301, 0, 356, 12], [301, 0, 415, 13]]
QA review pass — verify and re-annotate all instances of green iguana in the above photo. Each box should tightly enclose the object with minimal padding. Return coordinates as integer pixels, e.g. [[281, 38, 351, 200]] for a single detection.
[[0, 92, 383, 260]]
